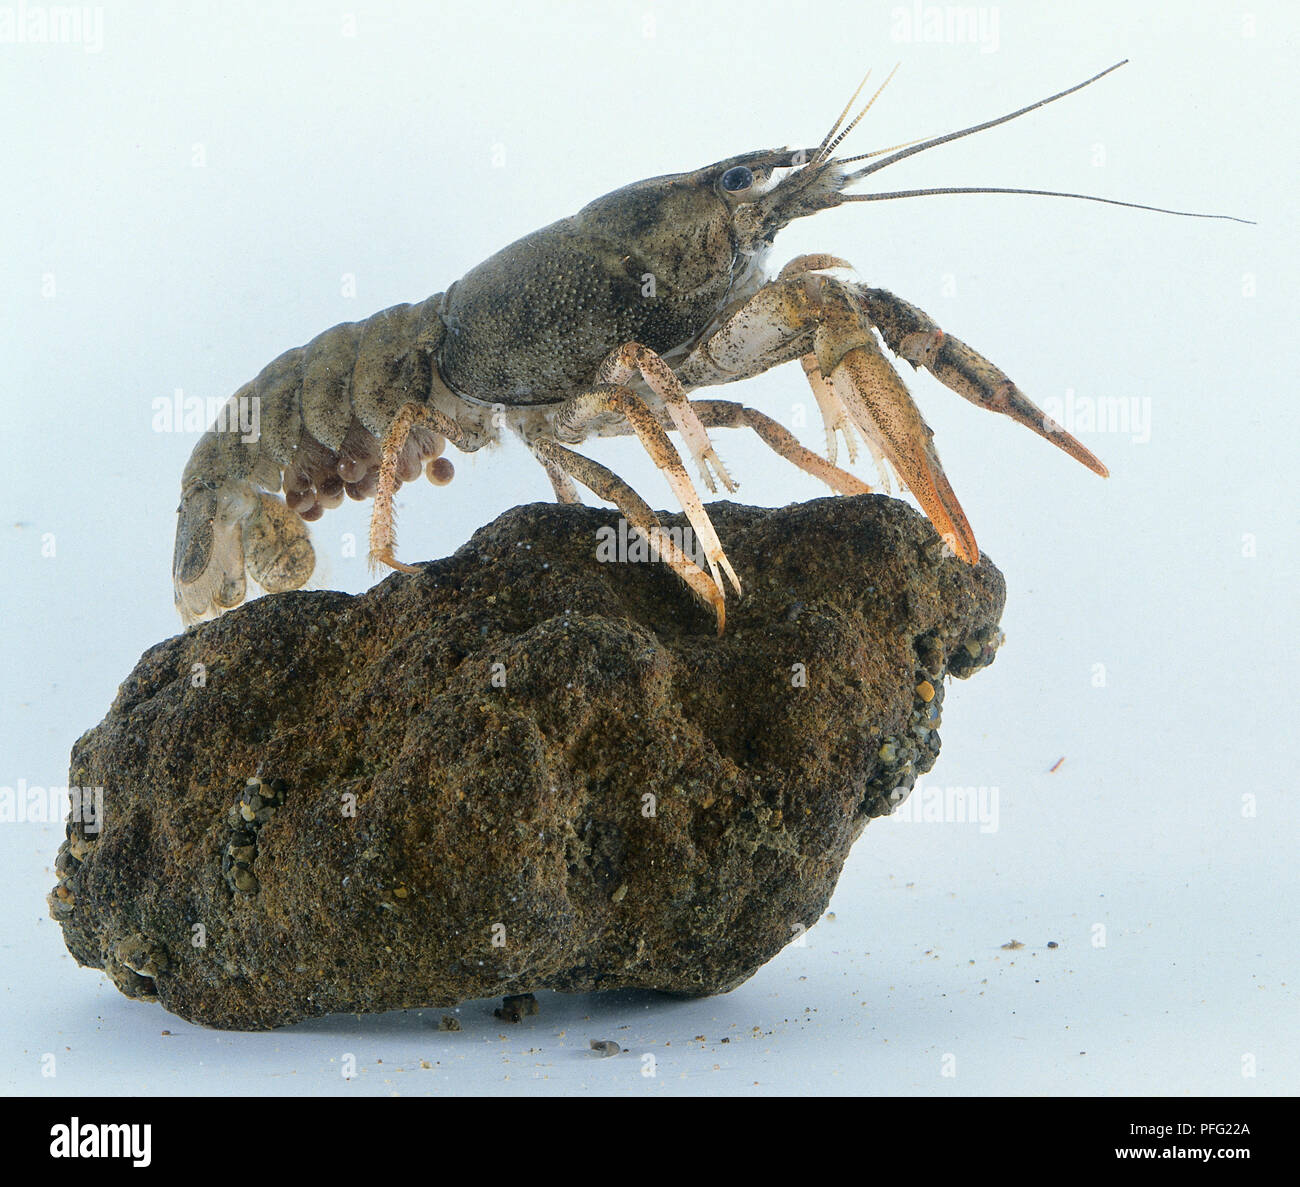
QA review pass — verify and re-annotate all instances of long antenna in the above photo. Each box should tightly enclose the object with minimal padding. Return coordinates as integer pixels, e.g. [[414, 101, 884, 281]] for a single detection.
[[838, 186, 1254, 224], [845, 60, 1129, 183]]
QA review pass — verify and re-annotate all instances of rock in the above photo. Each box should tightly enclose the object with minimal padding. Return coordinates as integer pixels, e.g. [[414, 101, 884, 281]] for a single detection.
[[50, 495, 1004, 1030]]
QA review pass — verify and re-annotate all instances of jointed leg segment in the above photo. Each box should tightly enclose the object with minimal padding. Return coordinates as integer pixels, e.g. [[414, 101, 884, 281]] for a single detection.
[[531, 437, 729, 633], [371, 260, 1107, 635], [369, 401, 469, 573], [554, 379, 741, 605], [670, 263, 1106, 570], [596, 342, 738, 495], [675, 270, 981, 561], [684, 400, 872, 497], [857, 286, 1109, 477], [372, 360, 744, 633]]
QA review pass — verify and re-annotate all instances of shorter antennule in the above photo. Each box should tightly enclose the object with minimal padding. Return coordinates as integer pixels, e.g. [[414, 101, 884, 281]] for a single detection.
[[817, 63, 901, 164], [813, 69, 873, 165], [836, 134, 934, 166]]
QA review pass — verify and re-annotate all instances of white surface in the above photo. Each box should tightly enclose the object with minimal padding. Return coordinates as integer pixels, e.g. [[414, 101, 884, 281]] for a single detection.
[[2, 0, 1296, 1096]]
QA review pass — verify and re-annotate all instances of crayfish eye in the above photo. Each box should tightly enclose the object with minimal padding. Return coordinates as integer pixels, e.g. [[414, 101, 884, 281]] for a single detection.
[[720, 166, 754, 192]]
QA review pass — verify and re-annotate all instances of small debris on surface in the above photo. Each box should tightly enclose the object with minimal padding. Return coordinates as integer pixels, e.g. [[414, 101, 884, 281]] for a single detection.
[[494, 993, 540, 1023], [589, 1040, 621, 1057]]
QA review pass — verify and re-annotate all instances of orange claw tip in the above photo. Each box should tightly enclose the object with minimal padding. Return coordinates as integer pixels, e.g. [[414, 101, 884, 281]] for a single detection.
[[909, 462, 979, 564], [1070, 441, 1110, 478], [1045, 424, 1109, 478], [938, 529, 979, 564]]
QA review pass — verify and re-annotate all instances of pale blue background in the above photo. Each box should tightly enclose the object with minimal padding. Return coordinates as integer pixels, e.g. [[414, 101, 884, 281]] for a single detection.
[[2, 0, 1295, 1095]]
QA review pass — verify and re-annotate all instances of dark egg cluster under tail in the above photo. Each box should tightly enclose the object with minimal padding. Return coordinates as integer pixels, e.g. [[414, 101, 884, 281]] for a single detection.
[[172, 299, 457, 625], [173, 416, 451, 625]]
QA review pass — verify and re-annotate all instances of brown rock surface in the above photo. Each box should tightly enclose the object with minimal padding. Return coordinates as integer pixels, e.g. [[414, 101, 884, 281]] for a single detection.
[[51, 495, 1004, 1029]]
